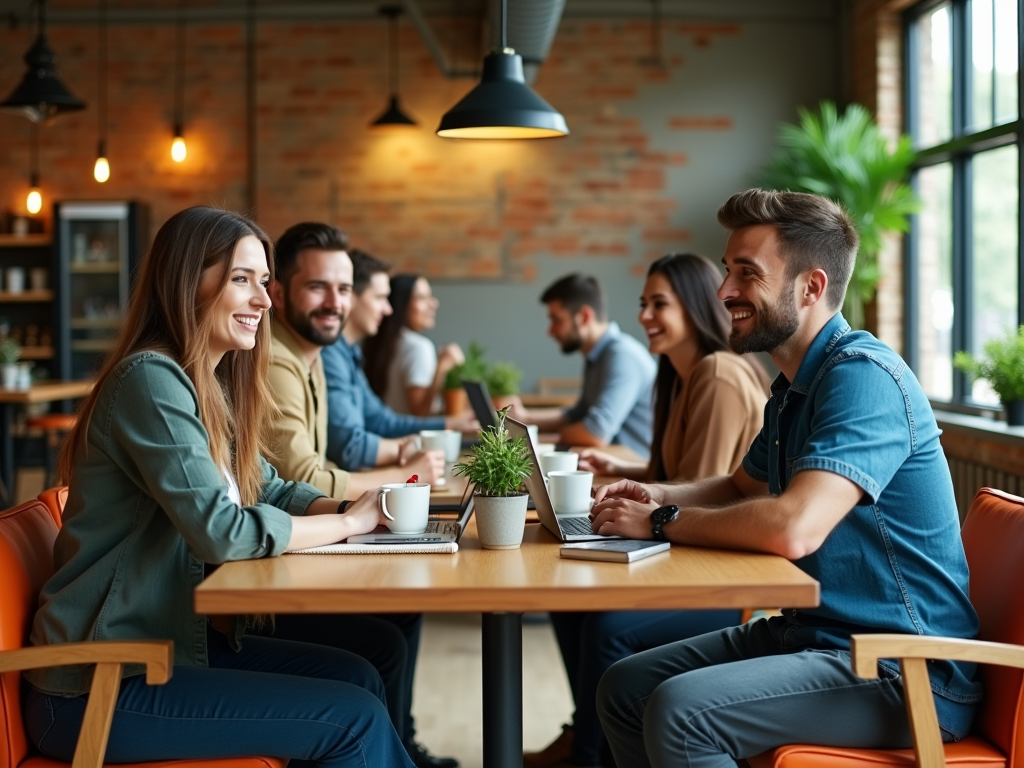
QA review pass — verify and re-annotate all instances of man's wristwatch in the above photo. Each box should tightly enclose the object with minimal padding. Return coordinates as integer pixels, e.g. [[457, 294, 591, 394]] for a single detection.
[[650, 504, 680, 541]]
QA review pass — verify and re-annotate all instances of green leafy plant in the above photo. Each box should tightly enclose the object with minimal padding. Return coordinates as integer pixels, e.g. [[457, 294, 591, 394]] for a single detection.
[[486, 361, 522, 397], [443, 341, 489, 390], [452, 406, 531, 497], [758, 101, 919, 330], [0, 338, 20, 364], [953, 326, 1024, 403]]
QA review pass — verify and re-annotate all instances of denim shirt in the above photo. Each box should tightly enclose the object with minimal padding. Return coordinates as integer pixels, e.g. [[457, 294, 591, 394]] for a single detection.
[[321, 337, 444, 470], [742, 314, 982, 735]]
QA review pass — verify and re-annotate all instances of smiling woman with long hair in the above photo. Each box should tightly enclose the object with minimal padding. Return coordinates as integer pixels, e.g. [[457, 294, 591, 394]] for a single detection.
[[24, 206, 413, 768]]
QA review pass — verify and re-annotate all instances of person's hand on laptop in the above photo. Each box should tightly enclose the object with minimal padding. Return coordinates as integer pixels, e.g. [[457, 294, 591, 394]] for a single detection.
[[343, 489, 389, 536], [589, 488, 660, 539], [592, 478, 664, 506], [445, 410, 479, 434]]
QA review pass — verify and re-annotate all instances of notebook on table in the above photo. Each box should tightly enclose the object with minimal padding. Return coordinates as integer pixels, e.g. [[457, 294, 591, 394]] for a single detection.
[[288, 482, 475, 555]]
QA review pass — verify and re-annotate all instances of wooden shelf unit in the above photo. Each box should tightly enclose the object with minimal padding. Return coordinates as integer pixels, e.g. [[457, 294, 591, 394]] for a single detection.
[[0, 234, 51, 248], [69, 262, 121, 274], [19, 346, 55, 360], [0, 290, 54, 303]]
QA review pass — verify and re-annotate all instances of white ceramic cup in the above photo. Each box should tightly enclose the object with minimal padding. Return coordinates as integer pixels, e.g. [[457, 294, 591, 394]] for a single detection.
[[421, 428, 462, 463], [378, 482, 431, 534], [547, 470, 594, 516], [418, 430, 450, 485], [5, 267, 25, 294], [539, 451, 579, 478]]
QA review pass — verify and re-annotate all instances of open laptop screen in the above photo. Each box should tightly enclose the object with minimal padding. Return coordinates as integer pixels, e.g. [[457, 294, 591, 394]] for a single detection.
[[463, 380, 498, 431]]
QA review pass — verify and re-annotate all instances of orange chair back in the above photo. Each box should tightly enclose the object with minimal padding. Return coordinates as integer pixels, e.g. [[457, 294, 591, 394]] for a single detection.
[[0, 500, 60, 768], [961, 488, 1024, 768], [35, 488, 67, 527]]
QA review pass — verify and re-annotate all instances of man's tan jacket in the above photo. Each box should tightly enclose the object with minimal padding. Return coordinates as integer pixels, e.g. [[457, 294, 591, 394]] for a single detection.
[[267, 319, 351, 498]]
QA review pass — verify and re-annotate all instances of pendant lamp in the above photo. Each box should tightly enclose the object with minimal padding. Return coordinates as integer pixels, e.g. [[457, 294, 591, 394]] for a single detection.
[[94, 0, 110, 183], [170, 0, 188, 162], [0, 0, 86, 123], [371, 6, 416, 128], [437, 0, 567, 139]]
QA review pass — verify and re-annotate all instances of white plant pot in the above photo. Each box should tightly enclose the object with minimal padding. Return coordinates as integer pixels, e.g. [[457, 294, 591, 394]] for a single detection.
[[1, 364, 18, 390], [474, 494, 528, 550]]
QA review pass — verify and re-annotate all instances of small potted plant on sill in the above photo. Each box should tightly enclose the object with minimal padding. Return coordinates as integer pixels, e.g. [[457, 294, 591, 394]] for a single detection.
[[452, 405, 532, 549], [486, 361, 523, 411], [0, 338, 21, 390], [954, 326, 1024, 426], [443, 341, 488, 416]]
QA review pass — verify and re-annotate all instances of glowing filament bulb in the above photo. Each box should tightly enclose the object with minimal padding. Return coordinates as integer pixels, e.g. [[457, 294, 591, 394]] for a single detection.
[[171, 135, 187, 163], [94, 156, 110, 183], [26, 188, 42, 215]]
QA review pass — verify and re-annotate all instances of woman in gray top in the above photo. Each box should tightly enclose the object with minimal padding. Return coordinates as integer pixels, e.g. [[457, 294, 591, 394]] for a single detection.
[[24, 206, 413, 768]]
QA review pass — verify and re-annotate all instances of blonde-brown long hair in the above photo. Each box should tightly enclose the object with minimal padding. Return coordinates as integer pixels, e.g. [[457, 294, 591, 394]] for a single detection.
[[58, 206, 277, 506]]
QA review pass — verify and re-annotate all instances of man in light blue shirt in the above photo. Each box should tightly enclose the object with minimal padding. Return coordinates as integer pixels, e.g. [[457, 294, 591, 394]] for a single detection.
[[322, 250, 475, 471], [590, 189, 981, 768], [518, 274, 656, 459]]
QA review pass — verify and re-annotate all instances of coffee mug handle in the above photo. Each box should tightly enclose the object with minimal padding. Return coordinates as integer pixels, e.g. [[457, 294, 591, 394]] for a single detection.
[[378, 487, 395, 521]]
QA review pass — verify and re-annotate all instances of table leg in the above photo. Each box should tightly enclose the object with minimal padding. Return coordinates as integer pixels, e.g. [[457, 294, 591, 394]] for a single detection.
[[0, 404, 12, 503], [481, 612, 523, 768]]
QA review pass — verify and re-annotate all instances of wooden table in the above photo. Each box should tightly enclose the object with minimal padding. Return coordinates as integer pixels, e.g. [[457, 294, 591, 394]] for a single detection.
[[196, 521, 819, 768], [0, 380, 93, 497]]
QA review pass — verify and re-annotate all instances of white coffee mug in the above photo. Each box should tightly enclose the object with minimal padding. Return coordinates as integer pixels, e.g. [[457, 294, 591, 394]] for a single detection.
[[421, 428, 461, 463], [547, 470, 594, 516], [539, 451, 579, 478], [378, 482, 431, 534], [418, 430, 450, 485], [5, 267, 25, 294]]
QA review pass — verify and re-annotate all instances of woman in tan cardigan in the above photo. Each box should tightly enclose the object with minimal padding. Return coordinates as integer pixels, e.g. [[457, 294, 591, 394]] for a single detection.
[[528, 254, 769, 768]]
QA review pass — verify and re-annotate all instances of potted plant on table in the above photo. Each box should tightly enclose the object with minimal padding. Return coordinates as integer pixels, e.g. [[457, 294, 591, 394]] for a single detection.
[[486, 361, 523, 411], [954, 326, 1024, 426], [443, 341, 488, 416], [452, 405, 532, 549], [0, 338, 20, 390]]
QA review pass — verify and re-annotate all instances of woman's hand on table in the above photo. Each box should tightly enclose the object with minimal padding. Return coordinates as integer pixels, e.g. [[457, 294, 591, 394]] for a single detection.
[[341, 489, 388, 536], [286, 490, 385, 550], [578, 449, 624, 476]]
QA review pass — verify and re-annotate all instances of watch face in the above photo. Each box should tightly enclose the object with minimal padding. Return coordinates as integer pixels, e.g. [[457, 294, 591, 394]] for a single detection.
[[652, 504, 679, 524]]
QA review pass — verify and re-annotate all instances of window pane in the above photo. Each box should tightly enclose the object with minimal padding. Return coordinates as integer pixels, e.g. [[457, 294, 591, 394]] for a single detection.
[[913, 4, 953, 146], [994, 0, 1018, 123], [970, 0, 994, 131], [916, 164, 954, 401], [970, 144, 1019, 405]]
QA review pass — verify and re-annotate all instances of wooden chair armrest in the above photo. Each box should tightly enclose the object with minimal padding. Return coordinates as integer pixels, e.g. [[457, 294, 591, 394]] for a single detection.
[[0, 640, 172, 684], [850, 634, 1024, 768], [0, 641, 172, 768]]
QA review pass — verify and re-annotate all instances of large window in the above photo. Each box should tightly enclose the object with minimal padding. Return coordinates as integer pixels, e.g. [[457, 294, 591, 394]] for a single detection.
[[905, 0, 1022, 408]]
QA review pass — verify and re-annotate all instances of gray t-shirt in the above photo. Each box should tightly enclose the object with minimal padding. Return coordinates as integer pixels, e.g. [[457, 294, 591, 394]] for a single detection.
[[384, 327, 439, 415], [563, 322, 657, 459]]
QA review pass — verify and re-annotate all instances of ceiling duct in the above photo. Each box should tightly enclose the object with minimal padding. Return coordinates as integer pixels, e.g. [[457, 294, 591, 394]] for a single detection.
[[492, 0, 566, 84]]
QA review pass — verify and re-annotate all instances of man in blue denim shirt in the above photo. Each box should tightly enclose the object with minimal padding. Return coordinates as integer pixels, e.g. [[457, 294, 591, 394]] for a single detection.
[[590, 189, 981, 768], [322, 249, 475, 473]]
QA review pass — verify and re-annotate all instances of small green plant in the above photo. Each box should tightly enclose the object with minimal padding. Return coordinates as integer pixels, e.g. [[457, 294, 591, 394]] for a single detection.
[[452, 406, 531, 497], [954, 326, 1024, 403], [0, 338, 20, 364], [443, 341, 488, 390], [486, 361, 522, 397]]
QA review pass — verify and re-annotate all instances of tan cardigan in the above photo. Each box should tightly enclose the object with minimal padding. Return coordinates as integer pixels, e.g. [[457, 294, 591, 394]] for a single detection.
[[657, 352, 767, 482], [267, 320, 351, 499]]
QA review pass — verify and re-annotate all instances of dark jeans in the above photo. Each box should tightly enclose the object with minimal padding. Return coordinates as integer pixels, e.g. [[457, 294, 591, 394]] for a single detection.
[[551, 610, 741, 766], [24, 626, 413, 768], [265, 612, 423, 745]]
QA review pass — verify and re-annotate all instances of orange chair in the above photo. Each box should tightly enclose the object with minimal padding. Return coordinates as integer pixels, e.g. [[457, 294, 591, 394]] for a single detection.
[[749, 487, 1024, 768], [0, 497, 286, 768], [36, 486, 67, 526]]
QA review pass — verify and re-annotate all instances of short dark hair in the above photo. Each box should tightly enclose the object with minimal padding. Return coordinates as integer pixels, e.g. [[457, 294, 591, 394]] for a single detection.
[[274, 222, 349, 285], [349, 248, 391, 295], [540, 273, 606, 321], [717, 188, 859, 311]]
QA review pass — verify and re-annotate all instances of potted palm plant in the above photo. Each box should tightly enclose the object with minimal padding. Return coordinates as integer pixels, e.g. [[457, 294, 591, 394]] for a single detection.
[[954, 326, 1024, 426], [486, 361, 523, 410], [452, 406, 532, 549], [758, 101, 919, 330]]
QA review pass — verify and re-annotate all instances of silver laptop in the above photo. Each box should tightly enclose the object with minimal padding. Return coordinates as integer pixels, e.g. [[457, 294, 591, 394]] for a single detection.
[[505, 417, 618, 542], [348, 482, 476, 544]]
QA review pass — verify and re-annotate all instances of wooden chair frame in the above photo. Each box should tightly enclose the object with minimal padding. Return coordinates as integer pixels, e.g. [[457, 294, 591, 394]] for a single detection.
[[851, 634, 1024, 768], [0, 641, 172, 768]]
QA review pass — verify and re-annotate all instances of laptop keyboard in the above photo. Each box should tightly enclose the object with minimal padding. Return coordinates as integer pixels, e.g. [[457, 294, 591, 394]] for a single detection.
[[425, 520, 461, 536], [559, 516, 597, 535]]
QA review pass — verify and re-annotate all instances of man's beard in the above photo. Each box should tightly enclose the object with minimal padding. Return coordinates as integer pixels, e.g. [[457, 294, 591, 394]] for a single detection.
[[559, 331, 582, 355], [727, 287, 800, 355], [288, 305, 345, 347]]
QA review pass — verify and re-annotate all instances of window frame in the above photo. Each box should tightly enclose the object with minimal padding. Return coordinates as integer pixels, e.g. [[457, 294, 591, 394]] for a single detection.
[[903, 0, 1024, 413]]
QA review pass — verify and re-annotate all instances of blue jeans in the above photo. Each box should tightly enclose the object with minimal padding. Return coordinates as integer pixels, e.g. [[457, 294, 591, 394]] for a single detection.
[[551, 610, 740, 766], [265, 613, 423, 745], [25, 625, 414, 768], [597, 617, 971, 768]]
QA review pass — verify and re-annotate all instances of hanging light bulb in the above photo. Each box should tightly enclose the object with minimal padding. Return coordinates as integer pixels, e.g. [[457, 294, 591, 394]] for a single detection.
[[26, 175, 42, 215], [171, 128, 187, 162], [94, 141, 110, 183]]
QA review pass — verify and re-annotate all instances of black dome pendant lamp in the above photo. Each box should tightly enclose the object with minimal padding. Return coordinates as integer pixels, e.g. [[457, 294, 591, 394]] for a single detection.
[[0, 0, 86, 123], [437, 0, 567, 139], [371, 5, 416, 129]]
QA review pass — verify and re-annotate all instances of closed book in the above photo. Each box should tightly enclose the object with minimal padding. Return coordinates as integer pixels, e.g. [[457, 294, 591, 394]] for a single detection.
[[287, 541, 458, 555], [559, 540, 670, 563]]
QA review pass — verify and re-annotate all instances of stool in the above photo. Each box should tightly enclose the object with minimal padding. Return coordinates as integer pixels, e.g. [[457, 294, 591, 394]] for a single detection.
[[24, 413, 77, 488]]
